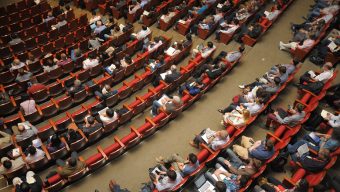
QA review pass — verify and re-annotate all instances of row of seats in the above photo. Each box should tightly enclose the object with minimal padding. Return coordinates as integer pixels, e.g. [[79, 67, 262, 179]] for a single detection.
[[0, 35, 193, 181], [241, 0, 295, 46], [290, 8, 339, 61], [161, 60, 304, 191], [32, 46, 220, 192]]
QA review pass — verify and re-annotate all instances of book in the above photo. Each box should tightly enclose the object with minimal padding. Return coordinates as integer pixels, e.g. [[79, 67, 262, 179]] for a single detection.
[[18, 122, 30, 130], [321, 109, 333, 119], [198, 181, 215, 192], [328, 41, 337, 52], [165, 46, 177, 56], [201, 128, 215, 143], [12, 148, 20, 158], [297, 143, 309, 157], [160, 70, 172, 80], [157, 94, 170, 105]]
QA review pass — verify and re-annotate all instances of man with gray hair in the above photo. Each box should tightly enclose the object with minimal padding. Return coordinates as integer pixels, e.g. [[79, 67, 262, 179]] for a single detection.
[[164, 65, 181, 83], [67, 79, 84, 98], [151, 95, 182, 116]]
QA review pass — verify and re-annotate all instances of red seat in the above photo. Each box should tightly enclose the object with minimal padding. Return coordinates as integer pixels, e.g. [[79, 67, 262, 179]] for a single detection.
[[0, 71, 16, 84], [118, 107, 133, 125], [48, 67, 64, 80], [85, 152, 106, 171], [56, 96, 73, 111], [103, 119, 119, 133], [36, 72, 50, 84], [73, 89, 88, 103], [0, 100, 17, 116], [48, 82, 64, 96], [102, 137, 126, 160], [40, 102, 59, 118]]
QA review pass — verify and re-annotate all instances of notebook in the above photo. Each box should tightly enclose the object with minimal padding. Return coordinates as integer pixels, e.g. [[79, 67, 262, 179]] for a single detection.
[[198, 181, 215, 192], [201, 128, 215, 143], [297, 143, 309, 157], [165, 47, 177, 56], [157, 94, 170, 105], [321, 109, 333, 119]]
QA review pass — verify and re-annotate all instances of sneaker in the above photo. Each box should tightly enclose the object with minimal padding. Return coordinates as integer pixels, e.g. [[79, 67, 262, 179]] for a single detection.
[[238, 85, 245, 89]]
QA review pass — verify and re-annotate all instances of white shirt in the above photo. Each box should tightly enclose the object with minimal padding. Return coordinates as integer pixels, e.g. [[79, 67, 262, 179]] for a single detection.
[[266, 10, 280, 21], [83, 58, 99, 70], [136, 28, 151, 40], [161, 12, 176, 23], [243, 102, 262, 115], [10, 62, 26, 72], [297, 39, 315, 50], [328, 114, 340, 128], [220, 24, 239, 34], [99, 111, 118, 126], [25, 148, 45, 163], [147, 41, 163, 52], [129, 4, 141, 14], [315, 70, 333, 82], [201, 45, 216, 58], [20, 100, 37, 115]]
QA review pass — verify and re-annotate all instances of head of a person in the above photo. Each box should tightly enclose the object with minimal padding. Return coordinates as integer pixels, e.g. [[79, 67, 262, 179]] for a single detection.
[[68, 157, 77, 167], [47, 11, 53, 17], [61, 53, 67, 60], [89, 53, 96, 60], [74, 79, 81, 87], [188, 153, 198, 164], [166, 170, 177, 181], [243, 109, 250, 120], [13, 59, 21, 66], [96, 20, 103, 27], [278, 66, 286, 74], [21, 93, 30, 102], [142, 25, 147, 31], [172, 96, 181, 105], [20, 182, 30, 192], [238, 175, 250, 187], [125, 56, 132, 64], [87, 116, 95, 125], [265, 139, 274, 151], [239, 44, 245, 53], [170, 65, 177, 72], [215, 181, 226, 192], [273, 77, 281, 85], [185, 33, 192, 42], [104, 84, 111, 91], [217, 130, 229, 140], [295, 104, 304, 113], [18, 125, 25, 133], [28, 145, 37, 156], [68, 129, 78, 139], [3, 160, 12, 169], [74, 49, 81, 57], [106, 108, 114, 118], [207, 41, 214, 48], [65, 5, 71, 11], [50, 134, 61, 147], [292, 58, 299, 66], [323, 62, 333, 71], [318, 148, 330, 161]]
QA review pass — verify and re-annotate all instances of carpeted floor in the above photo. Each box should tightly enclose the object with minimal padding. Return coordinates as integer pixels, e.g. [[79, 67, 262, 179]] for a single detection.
[[0, 0, 339, 191]]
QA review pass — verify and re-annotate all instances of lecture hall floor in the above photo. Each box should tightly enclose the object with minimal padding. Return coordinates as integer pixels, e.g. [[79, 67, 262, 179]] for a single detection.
[[0, 0, 339, 191]]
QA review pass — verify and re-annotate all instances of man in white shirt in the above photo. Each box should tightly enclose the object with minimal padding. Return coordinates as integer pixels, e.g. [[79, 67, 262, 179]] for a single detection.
[[134, 25, 151, 40], [128, 1, 141, 14], [279, 35, 316, 51], [153, 170, 183, 191], [299, 62, 333, 84], [160, 8, 176, 23], [99, 108, 118, 126], [225, 45, 245, 63], [83, 53, 99, 70], [10, 59, 26, 72], [147, 37, 163, 52], [192, 41, 216, 58], [25, 145, 45, 163]]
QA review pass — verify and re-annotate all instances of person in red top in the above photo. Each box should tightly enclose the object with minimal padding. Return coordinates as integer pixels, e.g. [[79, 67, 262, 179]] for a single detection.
[[27, 79, 47, 97]]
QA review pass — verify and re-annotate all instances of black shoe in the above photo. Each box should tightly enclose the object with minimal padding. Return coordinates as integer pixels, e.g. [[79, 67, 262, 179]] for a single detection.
[[217, 109, 224, 114]]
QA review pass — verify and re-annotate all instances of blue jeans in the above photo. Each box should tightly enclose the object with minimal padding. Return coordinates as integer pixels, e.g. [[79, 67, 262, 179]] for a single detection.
[[152, 100, 162, 116], [218, 149, 244, 169]]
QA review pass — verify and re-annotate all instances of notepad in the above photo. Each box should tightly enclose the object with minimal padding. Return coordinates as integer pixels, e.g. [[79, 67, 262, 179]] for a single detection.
[[321, 109, 332, 119], [201, 128, 215, 143], [165, 47, 177, 56], [297, 143, 309, 157]]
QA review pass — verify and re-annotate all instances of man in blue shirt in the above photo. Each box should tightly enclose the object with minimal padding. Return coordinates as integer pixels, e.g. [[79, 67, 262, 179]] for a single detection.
[[248, 139, 275, 161]]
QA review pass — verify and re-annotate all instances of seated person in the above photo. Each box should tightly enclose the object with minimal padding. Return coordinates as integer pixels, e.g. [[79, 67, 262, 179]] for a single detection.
[[299, 62, 334, 85], [155, 153, 199, 177], [21, 171, 44, 192], [8, 34, 24, 46], [56, 53, 72, 66], [20, 94, 37, 116], [255, 177, 309, 192], [165, 42, 182, 57], [266, 104, 305, 128], [25, 53, 38, 65], [147, 56, 165, 72], [181, 34, 193, 48], [93, 20, 107, 35], [204, 164, 250, 192], [27, 79, 47, 97], [120, 56, 133, 68], [198, 15, 215, 30], [219, 98, 264, 116], [279, 35, 316, 51], [43, 11, 55, 23], [224, 44, 245, 63], [25, 145, 45, 163], [71, 49, 82, 62], [287, 140, 330, 172], [10, 59, 26, 72], [15, 121, 38, 142], [78, 116, 103, 136], [232, 136, 275, 161], [65, 129, 82, 144], [88, 33, 104, 50], [152, 169, 183, 191], [16, 68, 33, 82], [0, 156, 25, 176], [46, 134, 66, 153], [191, 4, 208, 15], [175, 13, 194, 27], [217, 148, 262, 176], [66, 80, 85, 98], [216, 19, 239, 40], [128, 1, 141, 14], [104, 25, 123, 40], [83, 53, 99, 69], [151, 95, 182, 116], [160, 7, 177, 23], [189, 128, 230, 151], [222, 108, 250, 127], [132, 25, 151, 40], [99, 108, 119, 126], [43, 59, 58, 72], [51, 18, 67, 30], [48, 151, 86, 178], [178, 78, 205, 96], [147, 37, 163, 52], [95, 84, 118, 100], [192, 41, 216, 59], [269, 59, 299, 76], [163, 65, 181, 83], [235, 6, 250, 21], [264, 3, 282, 21]]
